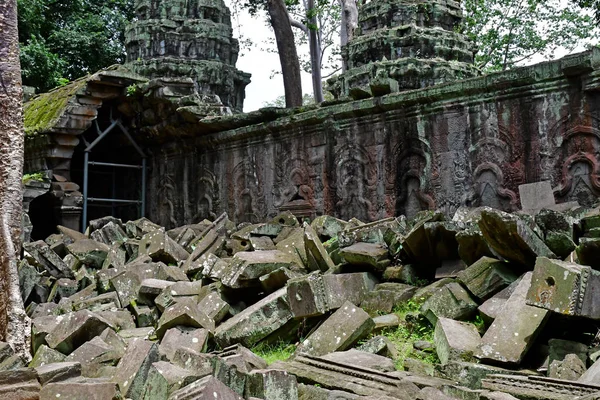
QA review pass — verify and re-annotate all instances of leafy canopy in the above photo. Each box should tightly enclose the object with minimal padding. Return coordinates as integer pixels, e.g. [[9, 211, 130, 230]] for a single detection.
[[461, 0, 598, 71], [17, 0, 134, 92]]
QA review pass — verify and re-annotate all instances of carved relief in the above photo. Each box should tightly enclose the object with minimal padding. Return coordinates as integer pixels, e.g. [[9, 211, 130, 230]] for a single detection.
[[333, 143, 377, 221], [547, 115, 600, 206], [394, 137, 434, 219], [231, 156, 265, 223], [272, 145, 315, 218], [193, 168, 218, 221], [156, 155, 178, 227]]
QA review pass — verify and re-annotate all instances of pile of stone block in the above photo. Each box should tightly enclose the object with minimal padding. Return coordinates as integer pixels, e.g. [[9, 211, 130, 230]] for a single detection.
[[9, 199, 600, 399]]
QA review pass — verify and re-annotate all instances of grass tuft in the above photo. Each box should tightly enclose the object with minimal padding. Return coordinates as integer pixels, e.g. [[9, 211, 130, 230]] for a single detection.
[[252, 341, 296, 365]]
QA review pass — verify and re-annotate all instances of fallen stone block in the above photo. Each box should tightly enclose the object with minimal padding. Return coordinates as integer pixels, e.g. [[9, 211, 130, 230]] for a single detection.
[[66, 239, 110, 269], [361, 283, 416, 313], [304, 223, 336, 272], [220, 250, 297, 288], [64, 336, 120, 377], [478, 209, 556, 268], [295, 301, 374, 356], [526, 257, 600, 319], [372, 313, 400, 332], [476, 272, 550, 365], [483, 373, 600, 400], [29, 345, 66, 368], [112, 338, 159, 400], [311, 215, 347, 239], [155, 297, 215, 339], [39, 381, 120, 400], [170, 347, 214, 377], [456, 224, 495, 266], [45, 310, 112, 354], [340, 242, 390, 271], [35, 361, 81, 385], [211, 344, 268, 373], [457, 256, 518, 301], [287, 271, 377, 318], [420, 282, 478, 325], [548, 353, 586, 381], [356, 335, 399, 359], [139, 228, 189, 265], [519, 181, 556, 214], [259, 267, 302, 293], [214, 287, 294, 348], [142, 361, 202, 399], [246, 369, 298, 400], [0, 369, 40, 400], [434, 317, 481, 365], [24, 240, 74, 279], [169, 375, 243, 400], [322, 349, 396, 372], [159, 326, 209, 361], [440, 361, 537, 390]]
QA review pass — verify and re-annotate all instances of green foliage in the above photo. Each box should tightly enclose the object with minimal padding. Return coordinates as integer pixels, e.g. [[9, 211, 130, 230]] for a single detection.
[[263, 92, 333, 107], [17, 0, 134, 93], [22, 172, 45, 184], [251, 341, 296, 365], [462, 0, 599, 71]]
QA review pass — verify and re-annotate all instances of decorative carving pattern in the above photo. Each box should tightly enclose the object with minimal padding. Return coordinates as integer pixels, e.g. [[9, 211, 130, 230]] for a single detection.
[[231, 157, 265, 223], [194, 168, 218, 221], [272, 144, 316, 218]]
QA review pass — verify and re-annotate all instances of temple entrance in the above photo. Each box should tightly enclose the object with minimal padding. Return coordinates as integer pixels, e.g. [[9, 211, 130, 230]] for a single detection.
[[71, 107, 146, 231]]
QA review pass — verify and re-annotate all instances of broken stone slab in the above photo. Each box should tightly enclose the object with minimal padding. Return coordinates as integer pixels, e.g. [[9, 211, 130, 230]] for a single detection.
[[576, 237, 600, 269], [182, 231, 225, 275], [483, 374, 600, 400], [519, 181, 556, 214], [112, 338, 159, 400], [169, 375, 244, 400], [456, 224, 496, 266], [434, 317, 481, 365], [35, 361, 81, 385], [142, 361, 202, 399], [275, 228, 308, 268], [39, 381, 120, 400], [548, 338, 588, 367], [275, 353, 420, 399], [246, 369, 299, 400], [435, 259, 467, 279], [23, 240, 74, 279], [415, 387, 455, 400], [211, 344, 268, 373], [549, 353, 586, 381], [526, 257, 600, 319], [155, 297, 215, 339], [287, 271, 377, 318], [154, 280, 204, 312], [66, 239, 110, 269], [259, 267, 302, 293], [138, 278, 176, 304], [125, 217, 161, 240], [90, 221, 128, 245], [159, 326, 209, 361], [356, 336, 399, 359], [478, 276, 523, 324], [457, 256, 519, 301], [440, 361, 538, 390], [19, 259, 42, 305], [311, 215, 348, 239], [304, 223, 336, 272], [478, 209, 556, 268], [139, 228, 190, 265], [170, 347, 214, 377], [322, 350, 396, 372], [214, 288, 294, 348], [45, 310, 113, 354], [197, 290, 230, 323], [249, 236, 277, 250], [132, 303, 159, 328], [109, 261, 164, 307], [29, 345, 66, 368], [64, 336, 121, 378], [340, 242, 390, 271], [361, 283, 417, 314], [0, 368, 41, 400], [47, 278, 78, 303], [476, 272, 550, 365], [420, 282, 478, 326], [295, 301, 374, 357], [220, 250, 297, 289]]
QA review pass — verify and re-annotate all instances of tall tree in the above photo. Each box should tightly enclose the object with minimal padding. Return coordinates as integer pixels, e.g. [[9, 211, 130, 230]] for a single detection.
[[0, 0, 30, 359], [266, 0, 304, 107], [462, 0, 598, 71]]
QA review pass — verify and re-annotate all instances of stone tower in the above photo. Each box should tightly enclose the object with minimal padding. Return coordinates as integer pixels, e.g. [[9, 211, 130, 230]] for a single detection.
[[328, 0, 478, 99], [125, 0, 251, 112]]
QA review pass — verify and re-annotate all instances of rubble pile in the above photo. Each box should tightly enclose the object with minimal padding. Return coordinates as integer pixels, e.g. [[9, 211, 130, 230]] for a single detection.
[[7, 197, 600, 399]]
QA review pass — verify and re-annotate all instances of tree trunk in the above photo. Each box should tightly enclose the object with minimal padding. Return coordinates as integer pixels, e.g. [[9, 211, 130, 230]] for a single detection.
[[307, 0, 324, 103], [266, 0, 303, 108], [0, 0, 30, 359], [338, 0, 359, 72]]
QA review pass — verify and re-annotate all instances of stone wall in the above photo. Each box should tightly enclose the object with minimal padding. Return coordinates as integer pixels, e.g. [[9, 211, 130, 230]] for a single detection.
[[145, 49, 600, 228]]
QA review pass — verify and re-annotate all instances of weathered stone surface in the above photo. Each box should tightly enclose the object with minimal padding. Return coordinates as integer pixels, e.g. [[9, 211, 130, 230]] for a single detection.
[[39, 381, 120, 400], [372, 314, 400, 332], [322, 349, 395, 372], [549, 353, 586, 381], [155, 297, 215, 338], [66, 239, 110, 269], [482, 374, 600, 399], [440, 361, 536, 390], [478, 209, 556, 268], [457, 256, 518, 301], [476, 272, 550, 365], [340, 242, 390, 271], [420, 282, 478, 325], [356, 336, 399, 359], [295, 302, 374, 356], [434, 317, 481, 365], [64, 336, 120, 377], [35, 361, 81, 385], [526, 257, 600, 319], [212, 344, 268, 373], [519, 181, 556, 214], [221, 250, 297, 288], [159, 326, 209, 361], [29, 345, 66, 368], [361, 282, 416, 313], [287, 271, 377, 318], [214, 288, 293, 348], [0, 369, 40, 400], [142, 361, 201, 399], [45, 310, 112, 354], [112, 339, 159, 400], [169, 375, 244, 400], [24, 240, 74, 279], [139, 229, 190, 265], [246, 369, 299, 400], [304, 224, 336, 272]]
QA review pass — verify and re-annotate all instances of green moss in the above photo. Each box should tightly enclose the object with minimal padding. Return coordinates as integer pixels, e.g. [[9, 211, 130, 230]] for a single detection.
[[23, 76, 89, 137], [22, 172, 46, 184], [251, 341, 295, 365]]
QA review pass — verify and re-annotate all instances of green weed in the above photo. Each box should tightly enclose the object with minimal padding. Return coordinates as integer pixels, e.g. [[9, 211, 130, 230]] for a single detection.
[[252, 341, 296, 365]]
